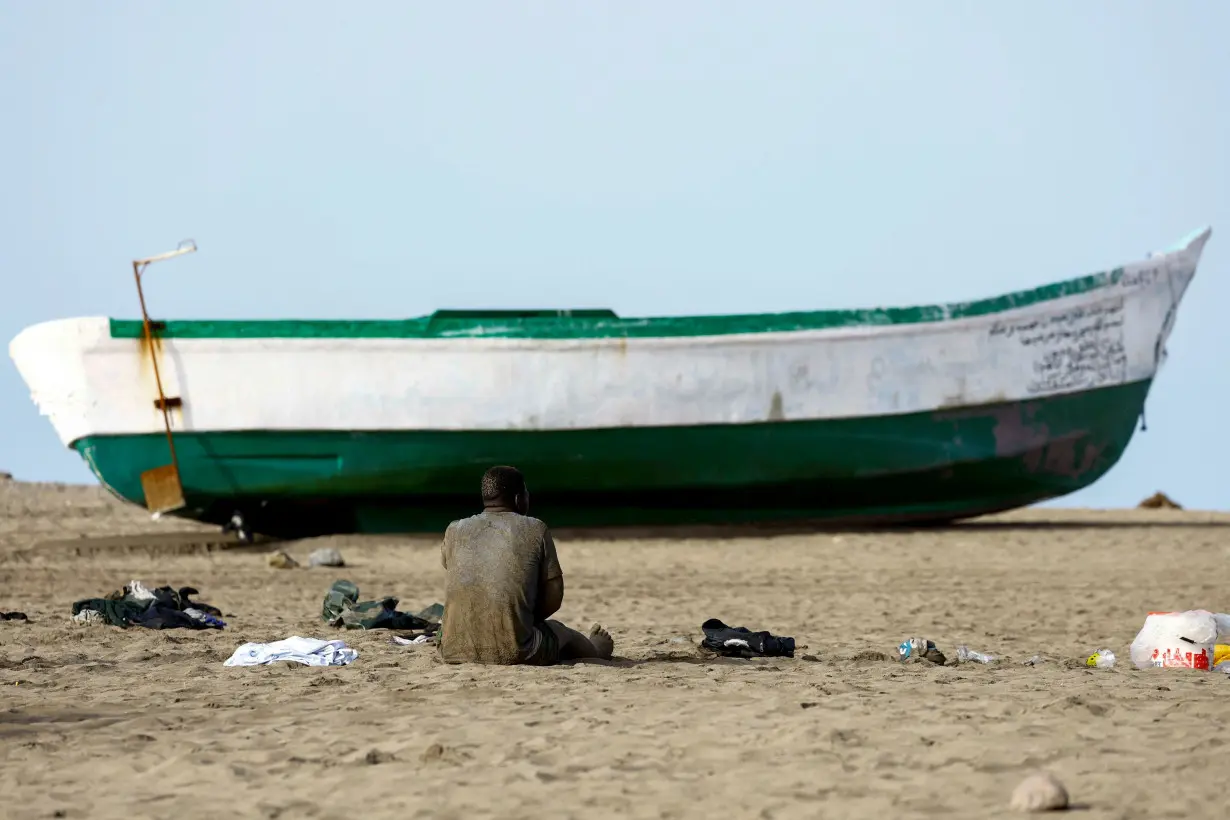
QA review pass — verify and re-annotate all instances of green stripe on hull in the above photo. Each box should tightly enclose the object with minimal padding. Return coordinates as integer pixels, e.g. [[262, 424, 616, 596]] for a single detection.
[[107, 266, 1126, 341], [73, 380, 1150, 536]]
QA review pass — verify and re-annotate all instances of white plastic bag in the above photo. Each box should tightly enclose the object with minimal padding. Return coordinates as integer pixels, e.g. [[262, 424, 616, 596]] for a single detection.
[[1216, 612, 1230, 639], [1129, 610, 1229, 670]]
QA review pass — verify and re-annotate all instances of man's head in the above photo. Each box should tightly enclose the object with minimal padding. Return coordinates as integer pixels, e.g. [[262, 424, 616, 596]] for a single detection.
[[480, 465, 529, 514]]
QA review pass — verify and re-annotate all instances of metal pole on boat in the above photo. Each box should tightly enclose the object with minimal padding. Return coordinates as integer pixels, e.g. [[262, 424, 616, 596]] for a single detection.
[[132, 239, 197, 516]]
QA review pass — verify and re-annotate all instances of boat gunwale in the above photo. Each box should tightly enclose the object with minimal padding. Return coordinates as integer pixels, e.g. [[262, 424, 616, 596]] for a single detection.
[[99, 227, 1210, 342], [106, 268, 1118, 341], [79, 224, 1200, 339], [87, 285, 1138, 352]]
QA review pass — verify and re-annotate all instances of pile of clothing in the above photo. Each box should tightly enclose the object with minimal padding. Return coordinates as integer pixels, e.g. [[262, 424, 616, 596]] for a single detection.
[[321, 580, 439, 633], [72, 581, 226, 630]]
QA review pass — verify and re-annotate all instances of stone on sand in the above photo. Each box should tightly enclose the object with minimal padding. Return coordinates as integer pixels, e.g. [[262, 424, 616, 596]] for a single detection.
[[267, 551, 299, 569], [1010, 771, 1069, 812], [308, 547, 345, 568]]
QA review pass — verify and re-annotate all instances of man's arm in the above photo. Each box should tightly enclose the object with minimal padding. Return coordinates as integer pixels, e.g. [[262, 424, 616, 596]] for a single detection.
[[536, 529, 564, 621], [539, 576, 564, 621]]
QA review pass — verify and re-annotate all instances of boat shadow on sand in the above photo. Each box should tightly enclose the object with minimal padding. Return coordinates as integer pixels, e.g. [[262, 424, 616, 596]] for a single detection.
[[23, 511, 1229, 556], [551, 514, 1230, 541]]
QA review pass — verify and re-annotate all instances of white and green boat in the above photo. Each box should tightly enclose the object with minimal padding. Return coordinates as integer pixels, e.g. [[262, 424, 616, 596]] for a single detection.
[[9, 228, 1211, 537]]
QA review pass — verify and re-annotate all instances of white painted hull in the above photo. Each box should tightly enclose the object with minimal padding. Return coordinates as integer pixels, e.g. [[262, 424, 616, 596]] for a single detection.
[[9, 228, 1211, 449]]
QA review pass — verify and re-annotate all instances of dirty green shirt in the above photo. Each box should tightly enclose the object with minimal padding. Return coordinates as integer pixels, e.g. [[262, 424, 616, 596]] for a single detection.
[[439, 509, 563, 664]]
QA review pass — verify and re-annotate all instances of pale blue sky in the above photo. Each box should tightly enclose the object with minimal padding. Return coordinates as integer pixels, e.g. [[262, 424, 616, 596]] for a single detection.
[[1, 2, 1227, 509]]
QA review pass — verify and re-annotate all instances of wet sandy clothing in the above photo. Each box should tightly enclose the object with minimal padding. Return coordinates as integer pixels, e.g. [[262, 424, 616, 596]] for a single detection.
[[320, 579, 436, 631], [439, 509, 563, 665]]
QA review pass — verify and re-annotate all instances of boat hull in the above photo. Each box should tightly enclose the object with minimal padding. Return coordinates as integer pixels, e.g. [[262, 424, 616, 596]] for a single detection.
[[10, 228, 1209, 536], [72, 379, 1149, 535]]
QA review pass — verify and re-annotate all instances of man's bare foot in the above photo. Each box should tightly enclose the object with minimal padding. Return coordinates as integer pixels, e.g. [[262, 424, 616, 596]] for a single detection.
[[588, 624, 614, 659]]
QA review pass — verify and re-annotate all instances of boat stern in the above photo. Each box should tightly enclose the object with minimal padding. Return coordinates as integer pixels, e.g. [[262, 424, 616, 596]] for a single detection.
[[9, 317, 169, 504], [9, 317, 118, 448]]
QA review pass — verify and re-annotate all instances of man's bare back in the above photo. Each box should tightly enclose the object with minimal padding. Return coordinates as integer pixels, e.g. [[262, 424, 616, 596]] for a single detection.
[[438, 466, 613, 665]]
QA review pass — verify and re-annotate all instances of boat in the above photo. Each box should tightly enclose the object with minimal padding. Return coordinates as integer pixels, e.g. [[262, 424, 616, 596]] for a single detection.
[[8, 228, 1212, 538]]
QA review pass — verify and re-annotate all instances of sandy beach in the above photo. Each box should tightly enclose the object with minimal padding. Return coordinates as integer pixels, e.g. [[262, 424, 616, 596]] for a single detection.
[[1, 479, 1227, 819]]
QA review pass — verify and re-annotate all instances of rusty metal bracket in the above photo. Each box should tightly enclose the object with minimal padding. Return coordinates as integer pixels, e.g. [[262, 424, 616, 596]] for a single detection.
[[133, 239, 197, 514]]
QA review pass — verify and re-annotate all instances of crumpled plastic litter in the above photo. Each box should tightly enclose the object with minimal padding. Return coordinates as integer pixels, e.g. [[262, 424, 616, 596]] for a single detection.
[[1129, 610, 1230, 671], [391, 634, 435, 646]]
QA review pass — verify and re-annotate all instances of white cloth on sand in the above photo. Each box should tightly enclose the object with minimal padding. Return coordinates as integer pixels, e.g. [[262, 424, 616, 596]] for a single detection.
[[390, 634, 434, 646], [223, 636, 358, 667]]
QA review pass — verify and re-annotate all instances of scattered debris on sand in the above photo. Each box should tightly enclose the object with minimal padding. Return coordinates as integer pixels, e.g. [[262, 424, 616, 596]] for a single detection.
[[267, 551, 300, 569], [309, 547, 346, 568]]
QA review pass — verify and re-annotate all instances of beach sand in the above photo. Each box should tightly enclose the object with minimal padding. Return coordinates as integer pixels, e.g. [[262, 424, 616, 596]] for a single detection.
[[1, 479, 1227, 819]]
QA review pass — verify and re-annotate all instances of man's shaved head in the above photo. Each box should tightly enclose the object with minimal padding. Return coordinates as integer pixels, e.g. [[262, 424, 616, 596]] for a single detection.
[[481, 465, 527, 508]]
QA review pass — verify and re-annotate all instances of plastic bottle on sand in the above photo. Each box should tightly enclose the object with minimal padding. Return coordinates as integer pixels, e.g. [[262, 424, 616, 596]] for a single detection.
[[1086, 649, 1116, 668], [956, 645, 995, 664]]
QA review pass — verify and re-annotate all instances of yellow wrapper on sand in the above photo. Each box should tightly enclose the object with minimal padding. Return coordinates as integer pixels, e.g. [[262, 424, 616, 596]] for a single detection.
[[1215, 645, 1230, 667]]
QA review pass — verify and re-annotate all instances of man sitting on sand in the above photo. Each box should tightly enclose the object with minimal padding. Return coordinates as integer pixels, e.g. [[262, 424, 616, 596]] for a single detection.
[[438, 465, 615, 665]]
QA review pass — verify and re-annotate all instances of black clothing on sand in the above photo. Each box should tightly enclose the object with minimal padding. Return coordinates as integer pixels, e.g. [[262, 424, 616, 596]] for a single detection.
[[699, 619, 796, 658], [73, 583, 224, 630]]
